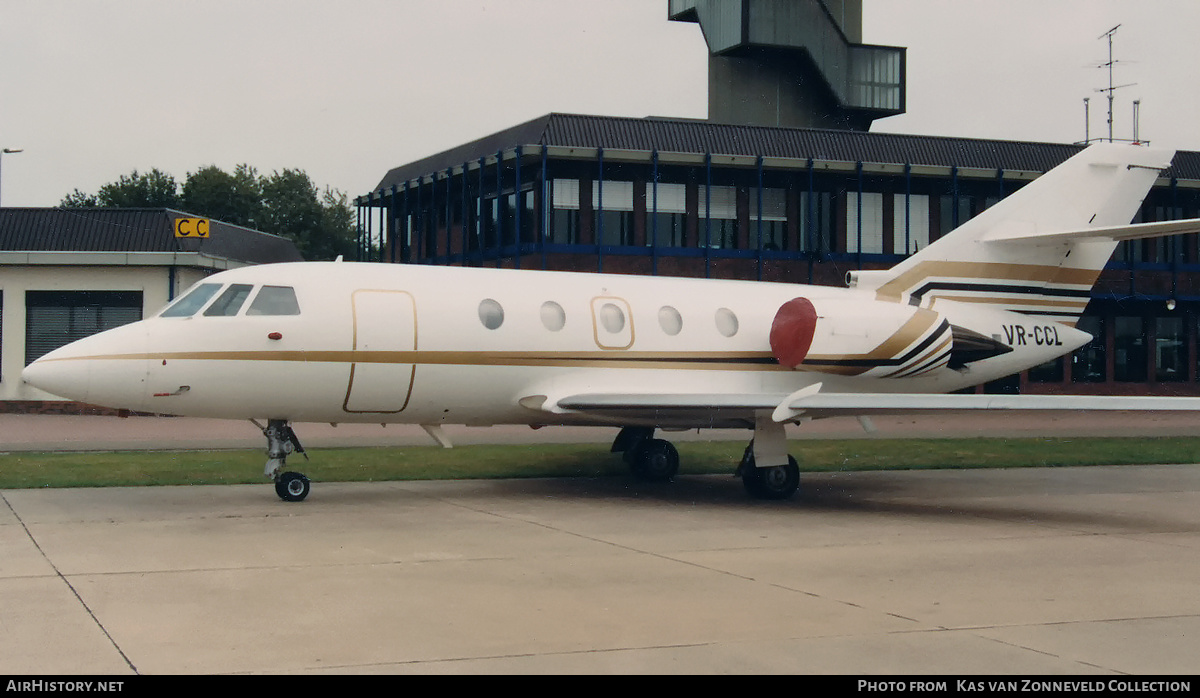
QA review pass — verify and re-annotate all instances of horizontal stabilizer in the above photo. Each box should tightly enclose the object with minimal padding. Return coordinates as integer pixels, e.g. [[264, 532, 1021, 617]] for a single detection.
[[985, 217, 1200, 245]]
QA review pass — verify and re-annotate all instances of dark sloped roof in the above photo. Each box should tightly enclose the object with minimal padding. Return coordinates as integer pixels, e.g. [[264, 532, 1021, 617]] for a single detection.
[[374, 112, 1200, 192], [0, 208, 303, 264]]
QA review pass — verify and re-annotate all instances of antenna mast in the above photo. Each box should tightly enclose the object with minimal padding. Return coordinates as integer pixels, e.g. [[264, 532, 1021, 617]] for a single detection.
[[1080, 24, 1143, 145]]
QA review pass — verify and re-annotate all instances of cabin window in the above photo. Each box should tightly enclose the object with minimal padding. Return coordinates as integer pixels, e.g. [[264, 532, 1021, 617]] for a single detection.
[[204, 284, 254, 317], [478, 299, 504, 330], [160, 283, 222, 318], [715, 308, 739, 337], [540, 301, 566, 332], [247, 286, 301, 316], [599, 303, 625, 334], [658, 306, 683, 336]]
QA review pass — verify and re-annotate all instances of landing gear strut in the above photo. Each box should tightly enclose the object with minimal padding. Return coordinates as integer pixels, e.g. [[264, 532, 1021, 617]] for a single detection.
[[737, 417, 800, 500], [260, 419, 310, 502]]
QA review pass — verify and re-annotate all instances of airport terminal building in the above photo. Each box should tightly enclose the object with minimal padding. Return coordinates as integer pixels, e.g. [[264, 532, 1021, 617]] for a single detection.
[[355, 1, 1200, 396]]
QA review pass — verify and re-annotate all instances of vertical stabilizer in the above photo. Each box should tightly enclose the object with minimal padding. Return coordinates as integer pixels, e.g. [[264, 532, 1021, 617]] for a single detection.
[[850, 143, 1173, 324]]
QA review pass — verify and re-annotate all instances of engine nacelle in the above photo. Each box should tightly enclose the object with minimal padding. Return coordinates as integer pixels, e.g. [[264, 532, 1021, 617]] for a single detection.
[[770, 296, 994, 379]]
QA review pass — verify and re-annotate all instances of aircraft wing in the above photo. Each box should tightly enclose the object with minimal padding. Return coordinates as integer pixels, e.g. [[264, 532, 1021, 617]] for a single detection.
[[984, 217, 1200, 245], [550, 390, 1200, 427]]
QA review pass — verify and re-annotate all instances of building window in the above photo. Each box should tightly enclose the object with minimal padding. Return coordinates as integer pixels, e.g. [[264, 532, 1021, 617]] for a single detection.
[[893, 194, 930, 254], [701, 185, 738, 249], [798, 191, 835, 253], [1114, 316, 1147, 382], [551, 179, 582, 245], [1155, 316, 1187, 382], [937, 195, 972, 238], [594, 180, 636, 247], [1072, 315, 1106, 383], [0, 290, 4, 382], [648, 183, 687, 248], [846, 192, 885, 254], [1028, 357, 1064, 383], [752, 188, 788, 251], [25, 291, 143, 365]]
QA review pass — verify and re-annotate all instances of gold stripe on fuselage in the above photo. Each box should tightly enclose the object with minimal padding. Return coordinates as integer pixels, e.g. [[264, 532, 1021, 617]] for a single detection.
[[43, 309, 951, 378], [42, 350, 793, 373], [875, 261, 1099, 302], [801, 307, 944, 376]]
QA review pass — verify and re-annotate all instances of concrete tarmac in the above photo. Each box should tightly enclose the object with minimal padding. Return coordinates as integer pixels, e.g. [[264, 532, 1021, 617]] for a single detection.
[[3, 461, 1200, 675]]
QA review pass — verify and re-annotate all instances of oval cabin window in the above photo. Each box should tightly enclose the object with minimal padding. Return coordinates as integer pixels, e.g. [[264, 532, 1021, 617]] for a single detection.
[[541, 301, 566, 332], [715, 308, 739, 337], [658, 306, 683, 336], [478, 299, 505, 330], [599, 303, 625, 334]]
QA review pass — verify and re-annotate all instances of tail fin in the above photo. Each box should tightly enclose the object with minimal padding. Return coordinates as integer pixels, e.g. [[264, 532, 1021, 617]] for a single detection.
[[848, 143, 1175, 325]]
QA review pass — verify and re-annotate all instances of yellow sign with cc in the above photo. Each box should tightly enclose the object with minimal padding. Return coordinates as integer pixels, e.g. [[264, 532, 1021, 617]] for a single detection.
[[174, 218, 210, 238]]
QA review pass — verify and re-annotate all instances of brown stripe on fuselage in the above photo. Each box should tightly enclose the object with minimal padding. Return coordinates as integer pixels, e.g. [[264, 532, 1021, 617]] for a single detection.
[[875, 261, 1100, 302], [800, 308, 945, 376]]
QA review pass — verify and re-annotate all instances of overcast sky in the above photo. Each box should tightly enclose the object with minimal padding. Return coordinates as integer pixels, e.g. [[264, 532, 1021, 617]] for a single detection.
[[2, 0, 1198, 208]]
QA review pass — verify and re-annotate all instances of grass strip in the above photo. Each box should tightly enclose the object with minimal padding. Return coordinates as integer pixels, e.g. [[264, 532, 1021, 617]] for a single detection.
[[0, 437, 1197, 490]]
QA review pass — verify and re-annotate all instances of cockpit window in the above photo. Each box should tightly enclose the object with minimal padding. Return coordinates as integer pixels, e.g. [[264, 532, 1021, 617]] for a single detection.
[[204, 284, 255, 317], [246, 286, 301, 316], [160, 283, 222, 318]]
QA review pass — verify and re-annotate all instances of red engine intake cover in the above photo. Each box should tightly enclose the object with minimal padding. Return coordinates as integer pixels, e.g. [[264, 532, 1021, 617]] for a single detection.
[[770, 297, 818, 368]]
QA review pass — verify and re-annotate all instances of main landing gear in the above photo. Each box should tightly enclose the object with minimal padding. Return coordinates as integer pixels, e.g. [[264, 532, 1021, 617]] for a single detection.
[[612, 427, 680, 482], [736, 445, 800, 500], [259, 419, 310, 502], [612, 423, 801, 500]]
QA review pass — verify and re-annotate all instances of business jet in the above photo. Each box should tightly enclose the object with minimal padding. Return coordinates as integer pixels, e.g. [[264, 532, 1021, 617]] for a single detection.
[[21, 144, 1200, 502]]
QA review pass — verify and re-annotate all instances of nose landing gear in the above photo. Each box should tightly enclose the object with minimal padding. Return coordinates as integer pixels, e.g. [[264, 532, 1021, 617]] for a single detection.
[[258, 419, 311, 502]]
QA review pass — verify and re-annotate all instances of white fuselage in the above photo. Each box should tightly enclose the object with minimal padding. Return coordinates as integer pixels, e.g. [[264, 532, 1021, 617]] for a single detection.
[[22, 261, 1086, 428]]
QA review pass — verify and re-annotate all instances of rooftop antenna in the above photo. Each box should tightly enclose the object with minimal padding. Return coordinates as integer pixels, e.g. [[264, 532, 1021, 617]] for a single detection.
[[1133, 99, 1142, 144], [1079, 24, 1143, 145], [1097, 24, 1136, 143]]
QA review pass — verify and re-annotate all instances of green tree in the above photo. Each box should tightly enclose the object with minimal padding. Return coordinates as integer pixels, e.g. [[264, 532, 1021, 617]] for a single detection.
[[181, 164, 262, 228], [60, 189, 98, 207], [99, 169, 180, 207], [61, 164, 357, 261], [259, 168, 354, 260]]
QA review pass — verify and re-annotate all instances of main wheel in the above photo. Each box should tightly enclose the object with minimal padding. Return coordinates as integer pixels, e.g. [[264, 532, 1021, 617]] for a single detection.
[[275, 471, 311, 502], [741, 455, 799, 500], [631, 439, 680, 482]]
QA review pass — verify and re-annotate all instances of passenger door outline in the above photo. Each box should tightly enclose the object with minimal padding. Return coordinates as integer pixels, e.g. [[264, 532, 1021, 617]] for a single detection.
[[343, 289, 417, 414]]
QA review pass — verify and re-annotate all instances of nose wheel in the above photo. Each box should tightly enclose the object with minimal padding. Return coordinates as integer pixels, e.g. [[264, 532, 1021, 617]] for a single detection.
[[258, 419, 311, 502], [275, 471, 311, 502]]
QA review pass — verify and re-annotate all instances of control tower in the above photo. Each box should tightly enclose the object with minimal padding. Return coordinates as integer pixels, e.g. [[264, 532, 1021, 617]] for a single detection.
[[670, 0, 906, 130]]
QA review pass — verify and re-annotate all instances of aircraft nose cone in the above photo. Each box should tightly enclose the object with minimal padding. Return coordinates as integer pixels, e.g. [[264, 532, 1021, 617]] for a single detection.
[[22, 353, 92, 402], [21, 322, 150, 409]]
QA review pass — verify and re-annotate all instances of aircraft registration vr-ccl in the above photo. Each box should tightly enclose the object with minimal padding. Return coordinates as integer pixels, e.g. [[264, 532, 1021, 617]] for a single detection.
[[22, 144, 1200, 502]]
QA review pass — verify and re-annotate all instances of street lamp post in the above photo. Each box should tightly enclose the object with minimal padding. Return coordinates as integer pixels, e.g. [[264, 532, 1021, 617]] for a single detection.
[[0, 148, 24, 207]]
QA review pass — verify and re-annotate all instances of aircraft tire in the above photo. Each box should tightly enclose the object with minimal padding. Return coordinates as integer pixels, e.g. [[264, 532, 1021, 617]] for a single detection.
[[742, 456, 799, 500], [275, 472, 311, 502], [632, 439, 679, 482]]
